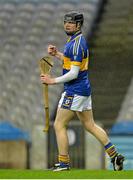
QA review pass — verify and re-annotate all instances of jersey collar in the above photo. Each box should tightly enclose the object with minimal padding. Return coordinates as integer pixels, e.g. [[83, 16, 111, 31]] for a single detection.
[[67, 31, 82, 42]]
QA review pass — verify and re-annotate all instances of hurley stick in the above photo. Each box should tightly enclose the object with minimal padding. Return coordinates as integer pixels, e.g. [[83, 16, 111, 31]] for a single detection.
[[39, 56, 53, 132]]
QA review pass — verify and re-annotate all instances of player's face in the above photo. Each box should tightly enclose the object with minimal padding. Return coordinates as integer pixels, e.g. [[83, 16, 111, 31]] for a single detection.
[[64, 21, 79, 35]]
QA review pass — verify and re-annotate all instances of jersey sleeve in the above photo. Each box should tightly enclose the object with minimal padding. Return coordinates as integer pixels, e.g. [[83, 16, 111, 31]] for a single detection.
[[69, 37, 83, 66]]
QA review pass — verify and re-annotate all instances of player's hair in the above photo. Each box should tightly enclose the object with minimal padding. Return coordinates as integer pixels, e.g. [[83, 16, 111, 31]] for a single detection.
[[64, 11, 84, 27]]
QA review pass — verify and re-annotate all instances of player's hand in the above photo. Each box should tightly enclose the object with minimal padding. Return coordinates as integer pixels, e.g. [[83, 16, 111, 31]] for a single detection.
[[40, 74, 56, 85], [48, 45, 57, 56]]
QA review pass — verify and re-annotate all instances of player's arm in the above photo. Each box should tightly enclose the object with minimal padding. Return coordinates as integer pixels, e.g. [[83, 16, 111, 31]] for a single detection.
[[48, 45, 64, 61], [40, 65, 80, 85]]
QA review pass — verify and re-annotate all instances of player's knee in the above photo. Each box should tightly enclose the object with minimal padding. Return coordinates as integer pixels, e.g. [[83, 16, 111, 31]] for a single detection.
[[54, 120, 58, 130], [54, 120, 62, 131], [54, 119, 67, 132]]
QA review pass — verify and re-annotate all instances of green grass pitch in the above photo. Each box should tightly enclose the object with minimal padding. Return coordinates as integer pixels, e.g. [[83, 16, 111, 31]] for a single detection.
[[0, 169, 133, 179]]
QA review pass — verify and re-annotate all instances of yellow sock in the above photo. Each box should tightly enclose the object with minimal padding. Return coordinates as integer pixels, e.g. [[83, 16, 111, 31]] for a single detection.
[[58, 154, 70, 164]]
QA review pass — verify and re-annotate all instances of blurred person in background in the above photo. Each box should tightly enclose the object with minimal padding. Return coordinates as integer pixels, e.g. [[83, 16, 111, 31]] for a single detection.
[[40, 11, 124, 171]]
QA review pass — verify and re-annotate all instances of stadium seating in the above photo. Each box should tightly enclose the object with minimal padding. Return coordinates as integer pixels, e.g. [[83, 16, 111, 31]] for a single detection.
[[89, 0, 133, 128], [0, 0, 100, 132], [117, 78, 133, 121], [0, 0, 132, 130]]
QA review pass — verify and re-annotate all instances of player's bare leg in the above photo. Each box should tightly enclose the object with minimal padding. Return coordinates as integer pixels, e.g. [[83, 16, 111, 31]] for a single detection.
[[53, 108, 75, 171], [76, 110, 124, 170], [76, 110, 109, 145], [54, 108, 75, 154]]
